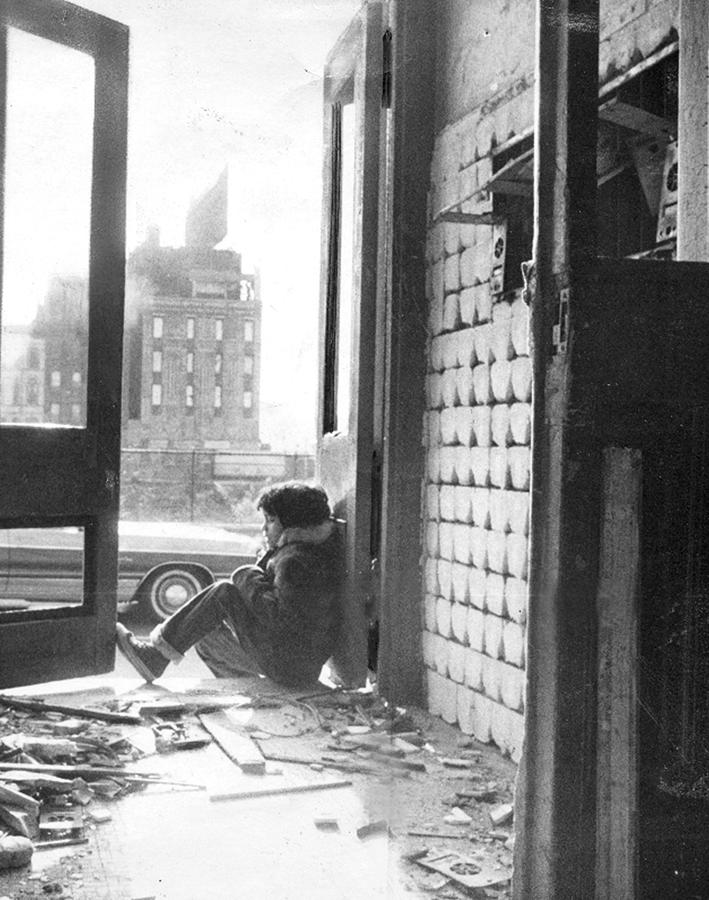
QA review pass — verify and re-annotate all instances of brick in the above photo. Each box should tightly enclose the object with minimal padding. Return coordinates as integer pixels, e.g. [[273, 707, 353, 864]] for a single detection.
[[468, 566, 487, 610], [470, 527, 488, 569], [487, 530, 508, 575], [430, 335, 445, 371], [440, 675, 459, 724], [440, 407, 458, 446], [454, 486, 474, 523], [436, 597, 450, 640], [490, 700, 509, 751], [473, 323, 493, 364], [452, 563, 470, 605], [473, 363, 493, 404], [482, 654, 503, 701], [500, 662, 525, 712], [505, 577, 527, 624], [439, 521, 454, 561], [426, 372, 443, 409], [453, 524, 472, 564], [492, 298, 512, 322], [491, 404, 512, 447], [470, 447, 490, 485], [472, 692, 494, 744], [464, 648, 484, 691], [444, 222, 460, 256], [486, 572, 506, 616], [510, 402, 531, 445], [426, 669, 445, 715], [471, 486, 491, 528], [509, 445, 530, 490], [472, 406, 492, 447], [424, 594, 438, 632], [422, 629, 436, 667], [454, 447, 473, 485], [466, 607, 484, 651], [426, 411, 441, 447], [491, 316, 513, 362], [425, 559, 439, 595], [491, 360, 513, 402], [456, 684, 475, 734], [441, 369, 458, 407], [460, 246, 485, 288], [441, 333, 459, 370], [434, 633, 449, 675], [489, 447, 510, 488], [484, 613, 505, 660], [425, 484, 439, 521], [503, 620, 526, 667], [428, 450, 441, 483], [448, 641, 466, 684], [451, 600, 468, 641], [474, 282, 493, 323], [507, 533, 528, 580], [459, 287, 476, 325], [439, 447, 457, 483], [425, 521, 439, 556], [439, 484, 456, 521], [511, 305, 530, 356], [489, 489, 511, 533], [455, 328, 477, 367], [455, 404, 475, 445], [508, 491, 529, 535], [455, 366, 475, 408], [507, 708, 525, 763], [511, 355, 532, 402], [443, 293, 461, 331], [437, 559, 454, 601]]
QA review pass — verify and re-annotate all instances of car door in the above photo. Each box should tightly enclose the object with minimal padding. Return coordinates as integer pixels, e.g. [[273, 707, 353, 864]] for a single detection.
[[0, 0, 128, 687], [317, 2, 383, 686]]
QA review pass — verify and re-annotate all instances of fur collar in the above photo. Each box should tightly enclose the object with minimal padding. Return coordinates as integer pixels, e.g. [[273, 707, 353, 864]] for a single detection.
[[277, 519, 335, 548]]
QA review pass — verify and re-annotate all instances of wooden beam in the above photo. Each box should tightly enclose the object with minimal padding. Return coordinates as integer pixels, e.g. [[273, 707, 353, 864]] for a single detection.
[[596, 448, 640, 900], [198, 710, 266, 775], [677, 1, 709, 260], [598, 97, 673, 140]]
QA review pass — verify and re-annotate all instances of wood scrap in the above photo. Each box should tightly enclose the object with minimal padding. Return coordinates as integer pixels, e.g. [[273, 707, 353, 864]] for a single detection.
[[0, 694, 142, 725], [0, 783, 39, 814], [209, 778, 351, 802], [198, 710, 266, 774]]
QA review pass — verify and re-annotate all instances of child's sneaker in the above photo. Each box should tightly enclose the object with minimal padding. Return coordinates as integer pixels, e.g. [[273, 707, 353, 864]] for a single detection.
[[116, 623, 169, 682]]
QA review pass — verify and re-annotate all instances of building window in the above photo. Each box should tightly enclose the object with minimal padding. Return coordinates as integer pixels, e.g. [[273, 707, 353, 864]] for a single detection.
[[243, 390, 253, 409], [243, 355, 254, 375], [71, 403, 81, 423], [186, 384, 194, 408], [152, 316, 163, 339], [152, 350, 162, 373], [215, 318, 224, 342], [240, 280, 253, 303], [244, 319, 254, 343], [215, 353, 222, 375], [72, 371, 81, 385], [50, 403, 60, 420], [186, 351, 194, 374], [28, 346, 40, 369], [26, 378, 39, 406], [214, 385, 222, 409], [51, 370, 61, 388], [187, 317, 195, 340], [152, 383, 162, 407]]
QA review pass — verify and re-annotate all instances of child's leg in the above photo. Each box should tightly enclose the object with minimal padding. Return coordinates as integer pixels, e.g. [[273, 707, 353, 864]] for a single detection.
[[194, 621, 263, 678]]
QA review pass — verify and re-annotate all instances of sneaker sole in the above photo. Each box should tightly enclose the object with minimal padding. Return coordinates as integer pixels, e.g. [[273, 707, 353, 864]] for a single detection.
[[116, 624, 161, 682]]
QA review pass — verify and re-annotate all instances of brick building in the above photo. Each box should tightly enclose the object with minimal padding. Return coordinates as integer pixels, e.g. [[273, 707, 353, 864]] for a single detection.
[[122, 233, 261, 450]]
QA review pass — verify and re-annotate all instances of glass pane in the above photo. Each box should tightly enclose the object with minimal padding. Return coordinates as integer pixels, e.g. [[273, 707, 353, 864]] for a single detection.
[[0, 526, 85, 610], [336, 102, 355, 434], [0, 28, 94, 427]]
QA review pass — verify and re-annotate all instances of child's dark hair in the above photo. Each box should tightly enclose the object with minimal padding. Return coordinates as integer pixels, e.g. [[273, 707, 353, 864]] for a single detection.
[[256, 481, 331, 528]]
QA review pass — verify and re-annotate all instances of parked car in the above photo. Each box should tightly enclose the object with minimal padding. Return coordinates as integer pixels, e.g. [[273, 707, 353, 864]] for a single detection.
[[0, 521, 260, 623]]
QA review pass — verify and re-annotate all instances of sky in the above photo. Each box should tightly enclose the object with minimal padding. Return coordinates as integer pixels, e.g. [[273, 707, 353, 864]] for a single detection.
[[7, 0, 362, 451]]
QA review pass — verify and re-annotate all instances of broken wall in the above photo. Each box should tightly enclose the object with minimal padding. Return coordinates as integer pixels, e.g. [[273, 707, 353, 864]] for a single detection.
[[420, 0, 678, 760]]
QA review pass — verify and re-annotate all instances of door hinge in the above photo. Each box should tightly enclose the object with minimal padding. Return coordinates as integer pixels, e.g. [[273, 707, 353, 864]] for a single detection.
[[552, 287, 569, 354]]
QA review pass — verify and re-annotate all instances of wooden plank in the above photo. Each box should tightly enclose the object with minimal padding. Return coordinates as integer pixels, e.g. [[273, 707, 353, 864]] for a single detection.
[[198, 710, 266, 774], [0, 693, 142, 724], [596, 448, 640, 900], [209, 779, 351, 803], [598, 97, 673, 140]]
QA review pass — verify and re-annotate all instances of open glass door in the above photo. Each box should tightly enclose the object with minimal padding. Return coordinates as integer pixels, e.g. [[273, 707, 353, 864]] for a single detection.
[[318, 2, 382, 686], [0, 0, 128, 687]]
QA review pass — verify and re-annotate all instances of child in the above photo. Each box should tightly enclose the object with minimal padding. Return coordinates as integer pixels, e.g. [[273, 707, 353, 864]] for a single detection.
[[116, 481, 343, 687]]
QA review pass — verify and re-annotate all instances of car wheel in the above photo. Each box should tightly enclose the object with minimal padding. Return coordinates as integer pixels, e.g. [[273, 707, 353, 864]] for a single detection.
[[143, 568, 206, 622]]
